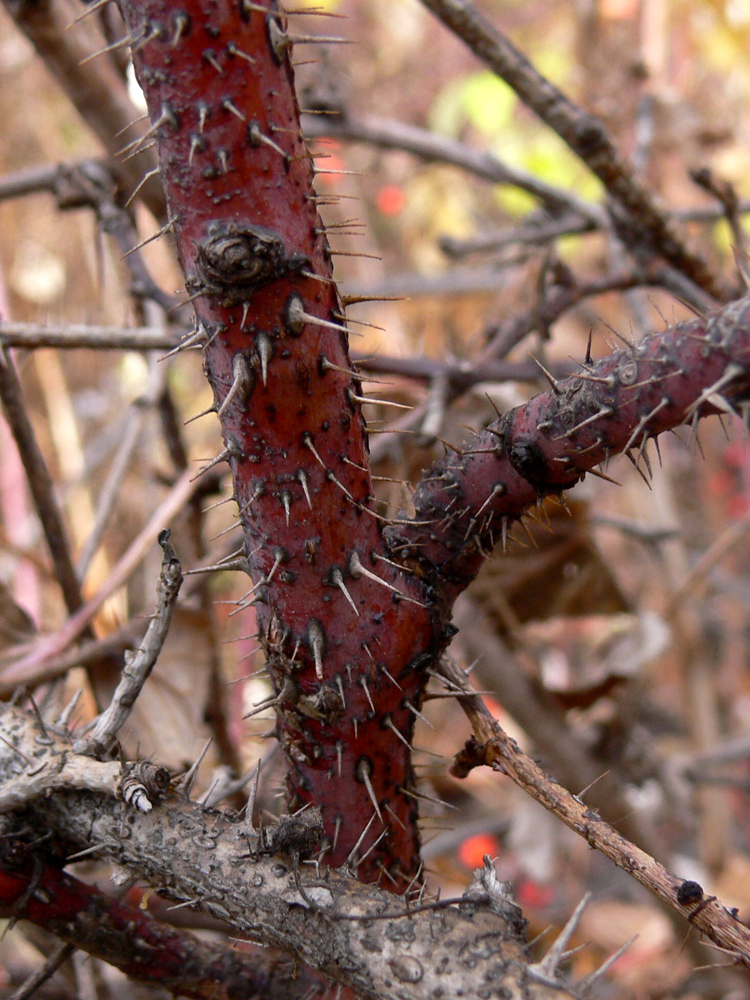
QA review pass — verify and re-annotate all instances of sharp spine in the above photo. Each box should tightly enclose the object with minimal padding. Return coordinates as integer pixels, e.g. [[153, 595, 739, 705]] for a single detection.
[[360, 676, 376, 713], [286, 294, 349, 336], [356, 760, 382, 821], [348, 550, 425, 606], [345, 810, 377, 865], [256, 333, 272, 386], [297, 468, 313, 509], [307, 619, 326, 680], [331, 568, 359, 615], [218, 353, 253, 417]]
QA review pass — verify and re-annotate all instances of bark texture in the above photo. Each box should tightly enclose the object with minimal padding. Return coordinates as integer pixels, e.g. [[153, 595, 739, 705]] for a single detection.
[[115, 0, 442, 887], [0, 705, 571, 1000]]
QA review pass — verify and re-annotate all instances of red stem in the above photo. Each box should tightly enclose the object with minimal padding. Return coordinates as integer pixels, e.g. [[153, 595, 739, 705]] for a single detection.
[[116, 0, 438, 888], [0, 842, 309, 1000], [385, 294, 750, 600]]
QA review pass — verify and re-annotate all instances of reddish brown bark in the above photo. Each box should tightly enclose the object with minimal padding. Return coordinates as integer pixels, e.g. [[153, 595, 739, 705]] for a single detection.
[[384, 295, 750, 601], [115, 0, 441, 888], [0, 840, 308, 1000]]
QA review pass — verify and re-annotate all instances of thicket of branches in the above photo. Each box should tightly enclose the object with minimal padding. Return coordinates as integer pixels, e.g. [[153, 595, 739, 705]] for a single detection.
[[1, 1, 750, 999]]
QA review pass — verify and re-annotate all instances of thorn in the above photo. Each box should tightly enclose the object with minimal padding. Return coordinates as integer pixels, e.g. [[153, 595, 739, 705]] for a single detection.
[[356, 760, 382, 822], [327, 470, 354, 500], [171, 12, 189, 45], [280, 490, 292, 526], [585, 328, 593, 366], [554, 407, 614, 440], [308, 619, 326, 680], [581, 944, 639, 997], [222, 97, 246, 122], [68, 0, 111, 26], [333, 815, 342, 851], [587, 466, 621, 485], [501, 516, 508, 552], [297, 468, 313, 509], [218, 353, 253, 417], [264, 546, 286, 585], [122, 218, 176, 258], [622, 397, 670, 454], [533, 893, 591, 977], [161, 324, 207, 359], [332, 568, 359, 615], [360, 676, 376, 714], [256, 333, 272, 386], [179, 739, 213, 798], [357, 826, 390, 867], [242, 692, 282, 720], [248, 121, 288, 160], [302, 432, 326, 469], [345, 810, 378, 865], [299, 269, 336, 285], [476, 482, 507, 517], [57, 689, 82, 728], [341, 293, 404, 306], [245, 758, 262, 831], [321, 356, 390, 383], [335, 677, 347, 710], [381, 666, 402, 691], [191, 440, 240, 481], [286, 295, 350, 336], [203, 48, 224, 73], [404, 699, 434, 729], [348, 389, 412, 410], [336, 740, 344, 777], [528, 353, 562, 394], [124, 167, 160, 208], [227, 41, 256, 63], [348, 550, 426, 607], [79, 33, 133, 65], [400, 786, 456, 810], [28, 695, 50, 739], [118, 105, 177, 156], [333, 313, 386, 333], [383, 716, 413, 752]]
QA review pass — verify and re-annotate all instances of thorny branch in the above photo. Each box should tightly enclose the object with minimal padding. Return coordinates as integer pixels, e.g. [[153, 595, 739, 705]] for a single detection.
[[437, 657, 750, 971], [417, 0, 727, 302], [0, 841, 312, 1000], [0, 349, 85, 621], [0, 704, 573, 1000]]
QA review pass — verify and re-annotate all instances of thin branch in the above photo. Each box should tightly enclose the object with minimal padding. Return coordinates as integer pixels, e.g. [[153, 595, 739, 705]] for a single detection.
[[0, 349, 84, 618], [439, 212, 597, 258], [0, 321, 176, 351], [7, 941, 74, 1000], [0, 466, 200, 685], [385, 293, 750, 597], [437, 656, 750, 970], [77, 356, 165, 577], [73, 530, 182, 758], [418, 0, 726, 301], [303, 111, 606, 225], [2, 0, 166, 220]]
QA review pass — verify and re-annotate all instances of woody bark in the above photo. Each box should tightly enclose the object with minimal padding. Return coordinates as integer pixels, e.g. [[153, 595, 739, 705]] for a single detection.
[[115, 0, 750, 897], [115, 0, 439, 888]]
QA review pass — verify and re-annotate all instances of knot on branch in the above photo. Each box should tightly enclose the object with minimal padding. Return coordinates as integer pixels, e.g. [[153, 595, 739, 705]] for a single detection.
[[119, 761, 171, 813], [192, 222, 306, 304]]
